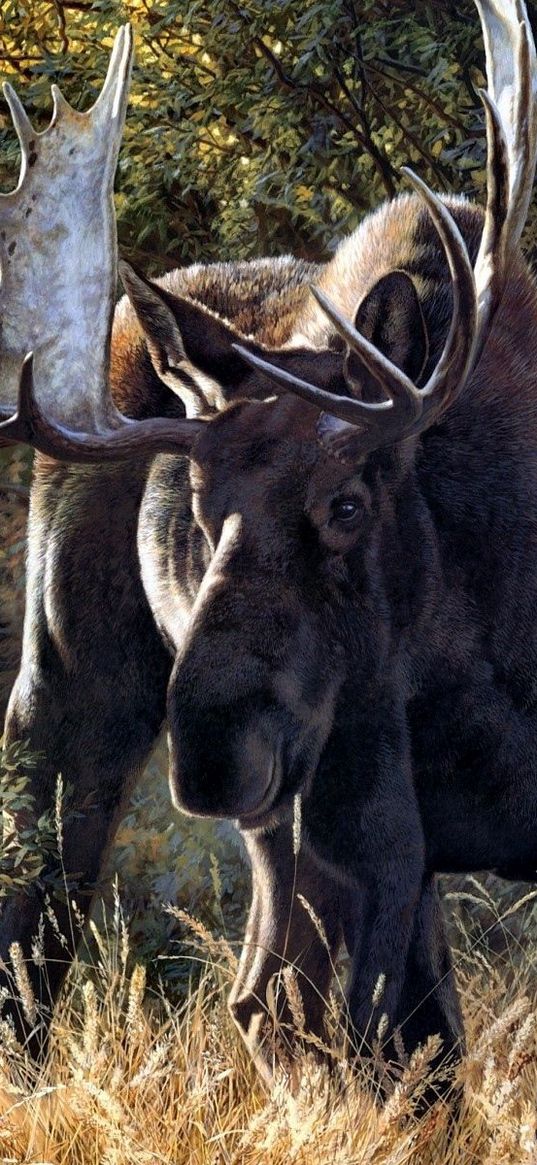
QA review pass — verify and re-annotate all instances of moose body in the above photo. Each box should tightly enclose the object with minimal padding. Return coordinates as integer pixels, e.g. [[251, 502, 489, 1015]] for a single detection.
[[2, 1, 537, 1086], [5, 193, 537, 1071], [130, 196, 537, 1067]]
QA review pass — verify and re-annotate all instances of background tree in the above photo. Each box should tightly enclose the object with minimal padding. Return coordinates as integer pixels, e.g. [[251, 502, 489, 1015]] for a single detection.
[[4, 0, 537, 270]]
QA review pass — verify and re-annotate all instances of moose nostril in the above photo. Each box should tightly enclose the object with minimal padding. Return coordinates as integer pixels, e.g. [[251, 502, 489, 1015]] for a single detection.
[[229, 992, 267, 1049], [236, 742, 282, 823], [229, 993, 256, 1033]]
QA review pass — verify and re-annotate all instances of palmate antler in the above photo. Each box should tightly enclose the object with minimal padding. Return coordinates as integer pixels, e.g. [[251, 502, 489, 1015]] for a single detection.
[[233, 0, 537, 454], [0, 26, 203, 460]]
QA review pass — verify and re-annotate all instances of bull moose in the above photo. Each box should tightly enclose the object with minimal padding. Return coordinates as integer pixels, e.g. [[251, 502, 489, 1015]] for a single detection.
[[1, 0, 537, 1088]]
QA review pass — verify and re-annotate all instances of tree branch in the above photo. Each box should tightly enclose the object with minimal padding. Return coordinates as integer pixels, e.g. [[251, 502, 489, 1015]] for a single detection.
[[247, 29, 397, 199], [52, 1, 69, 54]]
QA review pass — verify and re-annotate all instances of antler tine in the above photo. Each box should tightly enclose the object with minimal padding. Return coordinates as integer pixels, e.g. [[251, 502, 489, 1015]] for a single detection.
[[2, 85, 34, 160], [303, 169, 478, 435], [477, 0, 537, 218], [232, 342, 395, 424], [93, 23, 131, 118], [472, 0, 537, 364], [310, 287, 422, 423], [402, 169, 478, 422], [313, 157, 480, 427], [0, 353, 205, 462], [476, 89, 510, 264]]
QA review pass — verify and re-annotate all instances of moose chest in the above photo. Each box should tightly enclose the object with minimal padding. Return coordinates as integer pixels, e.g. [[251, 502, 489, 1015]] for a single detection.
[[409, 665, 537, 877]]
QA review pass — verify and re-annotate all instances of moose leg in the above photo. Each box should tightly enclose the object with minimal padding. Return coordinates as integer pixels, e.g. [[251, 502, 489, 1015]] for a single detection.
[[303, 695, 427, 1065], [392, 875, 464, 1069], [343, 857, 423, 1057], [229, 820, 344, 1081], [0, 460, 171, 1042], [340, 872, 462, 1107]]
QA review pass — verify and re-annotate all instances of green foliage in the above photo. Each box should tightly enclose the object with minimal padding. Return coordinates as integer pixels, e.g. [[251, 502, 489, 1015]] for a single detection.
[[0, 738, 57, 894], [102, 738, 249, 988], [4, 0, 535, 270], [0, 734, 248, 990]]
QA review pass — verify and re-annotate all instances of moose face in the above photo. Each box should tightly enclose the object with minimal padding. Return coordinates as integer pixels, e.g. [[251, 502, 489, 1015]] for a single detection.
[[112, 260, 419, 824], [116, 258, 431, 824], [163, 392, 371, 823], [113, 231, 462, 823]]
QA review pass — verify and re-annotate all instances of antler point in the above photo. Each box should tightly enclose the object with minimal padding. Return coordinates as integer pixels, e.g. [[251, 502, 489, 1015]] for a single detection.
[[3, 82, 34, 148]]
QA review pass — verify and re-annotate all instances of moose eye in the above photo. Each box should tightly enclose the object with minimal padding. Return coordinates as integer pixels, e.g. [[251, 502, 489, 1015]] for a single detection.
[[332, 498, 358, 523]]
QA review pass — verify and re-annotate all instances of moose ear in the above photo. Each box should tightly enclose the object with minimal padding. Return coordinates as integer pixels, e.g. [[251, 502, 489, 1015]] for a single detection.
[[119, 261, 251, 414], [349, 270, 429, 393]]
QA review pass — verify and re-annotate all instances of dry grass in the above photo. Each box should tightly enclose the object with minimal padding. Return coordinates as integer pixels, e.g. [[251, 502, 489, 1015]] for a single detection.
[[0, 889, 535, 1165]]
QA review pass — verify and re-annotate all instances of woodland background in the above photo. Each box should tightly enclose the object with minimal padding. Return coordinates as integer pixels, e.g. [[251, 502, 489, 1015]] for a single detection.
[[1, 0, 537, 982]]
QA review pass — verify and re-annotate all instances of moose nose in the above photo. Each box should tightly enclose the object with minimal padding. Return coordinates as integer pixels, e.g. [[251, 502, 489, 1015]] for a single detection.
[[167, 712, 282, 820]]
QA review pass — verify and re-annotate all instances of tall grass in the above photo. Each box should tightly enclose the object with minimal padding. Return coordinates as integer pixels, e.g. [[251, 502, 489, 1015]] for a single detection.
[[0, 885, 535, 1165]]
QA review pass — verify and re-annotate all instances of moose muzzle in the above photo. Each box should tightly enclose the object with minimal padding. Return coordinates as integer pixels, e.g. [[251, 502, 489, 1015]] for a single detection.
[[167, 692, 287, 819]]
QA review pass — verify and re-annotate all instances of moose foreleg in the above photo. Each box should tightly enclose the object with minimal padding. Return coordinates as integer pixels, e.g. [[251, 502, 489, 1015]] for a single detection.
[[344, 846, 424, 1056], [393, 875, 464, 1068], [303, 697, 427, 1066], [0, 461, 171, 1046], [229, 819, 344, 1081]]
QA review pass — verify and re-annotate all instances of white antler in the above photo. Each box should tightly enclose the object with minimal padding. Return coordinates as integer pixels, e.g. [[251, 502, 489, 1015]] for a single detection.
[[473, 0, 537, 348], [0, 31, 208, 461], [0, 26, 133, 430]]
